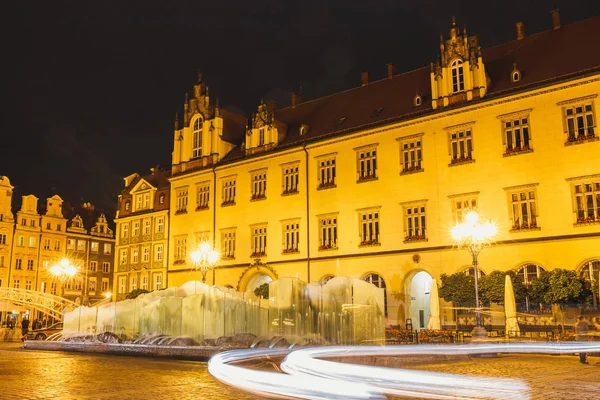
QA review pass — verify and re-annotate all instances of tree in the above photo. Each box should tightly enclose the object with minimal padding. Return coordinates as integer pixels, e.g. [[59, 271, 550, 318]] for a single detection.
[[540, 269, 584, 305], [253, 283, 269, 299], [438, 273, 475, 307], [479, 270, 527, 306], [125, 288, 150, 300], [529, 270, 551, 304]]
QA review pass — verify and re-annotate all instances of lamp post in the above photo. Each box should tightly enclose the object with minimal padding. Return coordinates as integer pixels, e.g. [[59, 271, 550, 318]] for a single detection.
[[451, 211, 497, 339], [190, 242, 220, 283], [49, 258, 79, 298]]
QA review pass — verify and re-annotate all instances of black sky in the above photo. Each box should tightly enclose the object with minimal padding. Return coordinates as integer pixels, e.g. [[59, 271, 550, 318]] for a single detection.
[[3, 0, 599, 211]]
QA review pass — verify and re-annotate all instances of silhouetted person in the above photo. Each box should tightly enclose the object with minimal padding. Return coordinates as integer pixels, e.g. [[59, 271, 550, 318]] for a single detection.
[[21, 317, 30, 339], [575, 315, 589, 364]]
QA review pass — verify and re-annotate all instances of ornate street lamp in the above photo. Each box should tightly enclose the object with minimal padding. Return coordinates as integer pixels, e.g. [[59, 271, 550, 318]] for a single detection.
[[190, 242, 220, 283], [49, 258, 79, 298], [451, 211, 497, 339]]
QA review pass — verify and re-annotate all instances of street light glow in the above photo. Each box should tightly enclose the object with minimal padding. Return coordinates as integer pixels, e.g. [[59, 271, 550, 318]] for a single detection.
[[191, 242, 220, 283]]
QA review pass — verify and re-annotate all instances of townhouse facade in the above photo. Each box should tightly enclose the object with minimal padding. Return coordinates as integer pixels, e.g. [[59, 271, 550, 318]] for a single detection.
[[113, 168, 170, 301], [165, 12, 600, 328]]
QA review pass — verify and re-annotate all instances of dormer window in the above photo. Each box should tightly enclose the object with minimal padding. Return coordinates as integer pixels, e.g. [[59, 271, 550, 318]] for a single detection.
[[125, 201, 130, 211], [159, 193, 165, 204], [259, 128, 265, 146], [511, 63, 522, 83], [451, 60, 465, 93], [299, 125, 307, 136], [192, 117, 203, 158], [414, 94, 422, 107]]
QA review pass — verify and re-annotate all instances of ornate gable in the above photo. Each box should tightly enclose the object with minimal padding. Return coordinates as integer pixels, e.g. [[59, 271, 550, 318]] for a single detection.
[[183, 72, 216, 127], [90, 213, 114, 238], [245, 99, 287, 155], [430, 17, 488, 109]]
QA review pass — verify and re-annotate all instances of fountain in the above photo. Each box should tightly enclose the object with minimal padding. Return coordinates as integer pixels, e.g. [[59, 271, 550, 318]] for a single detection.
[[63, 276, 385, 346]]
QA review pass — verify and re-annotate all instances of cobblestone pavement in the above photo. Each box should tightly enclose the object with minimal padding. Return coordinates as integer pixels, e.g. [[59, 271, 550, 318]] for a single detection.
[[1, 342, 598, 399]]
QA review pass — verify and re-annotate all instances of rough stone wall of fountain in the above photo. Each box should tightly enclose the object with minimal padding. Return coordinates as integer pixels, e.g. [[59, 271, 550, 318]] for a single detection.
[[63, 276, 385, 346]]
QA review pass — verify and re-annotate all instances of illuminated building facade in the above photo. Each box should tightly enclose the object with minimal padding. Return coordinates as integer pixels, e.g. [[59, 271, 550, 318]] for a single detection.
[[167, 12, 600, 327], [113, 168, 170, 301]]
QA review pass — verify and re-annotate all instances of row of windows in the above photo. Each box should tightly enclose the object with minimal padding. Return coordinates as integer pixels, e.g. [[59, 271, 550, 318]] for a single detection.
[[63, 278, 110, 293], [120, 244, 164, 265], [172, 176, 600, 260], [175, 101, 597, 212], [116, 274, 163, 294], [120, 218, 165, 238], [123, 192, 166, 212]]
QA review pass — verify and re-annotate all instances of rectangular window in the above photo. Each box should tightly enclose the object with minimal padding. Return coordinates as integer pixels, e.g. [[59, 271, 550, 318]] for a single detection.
[[118, 276, 126, 294], [506, 185, 539, 230], [175, 237, 187, 262], [67, 238, 75, 250], [15, 259, 22, 270], [450, 193, 479, 223], [102, 279, 109, 292], [143, 193, 150, 209], [317, 155, 336, 189], [122, 223, 129, 238], [251, 225, 267, 256], [43, 238, 51, 250], [399, 136, 423, 174], [156, 217, 164, 233], [56, 224, 61, 231], [570, 177, 600, 224], [402, 202, 427, 242], [359, 209, 380, 246], [154, 274, 162, 290], [14, 279, 20, 289], [222, 178, 236, 206], [26, 280, 32, 291], [89, 278, 96, 293], [30, 219, 35, 227], [91, 241, 99, 253], [120, 249, 128, 265], [89, 261, 97, 272], [54, 240, 60, 251], [17, 236, 24, 247], [131, 276, 137, 291], [563, 101, 596, 142], [155, 244, 163, 261], [21, 218, 26, 226], [450, 129, 473, 164], [355, 145, 378, 182], [318, 215, 338, 250], [132, 248, 139, 264], [27, 260, 34, 271], [143, 247, 150, 262], [77, 240, 86, 252], [282, 220, 300, 254], [133, 222, 140, 236], [28, 237, 36, 248], [0, 234, 6, 245], [46, 222, 51, 230], [103, 262, 110, 273], [136, 195, 142, 210], [503, 116, 531, 154], [41, 281, 47, 293], [104, 243, 112, 255], [259, 128, 265, 146], [222, 230, 236, 259], [141, 275, 148, 290], [251, 171, 267, 200], [176, 188, 189, 214], [282, 164, 299, 195], [196, 182, 210, 210], [0, 255, 4, 267], [144, 219, 151, 235]]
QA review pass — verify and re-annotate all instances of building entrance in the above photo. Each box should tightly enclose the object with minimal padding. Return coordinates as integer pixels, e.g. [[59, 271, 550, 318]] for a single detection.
[[408, 271, 432, 330]]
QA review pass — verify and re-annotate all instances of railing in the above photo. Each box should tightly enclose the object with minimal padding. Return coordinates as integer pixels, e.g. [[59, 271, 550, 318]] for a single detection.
[[0, 287, 77, 318]]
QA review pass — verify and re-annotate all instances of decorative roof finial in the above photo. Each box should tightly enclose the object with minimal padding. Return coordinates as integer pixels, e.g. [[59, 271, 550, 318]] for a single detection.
[[452, 16, 456, 26], [197, 70, 203, 83], [174, 112, 179, 130]]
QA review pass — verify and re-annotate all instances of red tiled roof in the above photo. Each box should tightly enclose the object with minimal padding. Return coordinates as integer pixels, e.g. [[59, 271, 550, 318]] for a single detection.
[[217, 16, 600, 164]]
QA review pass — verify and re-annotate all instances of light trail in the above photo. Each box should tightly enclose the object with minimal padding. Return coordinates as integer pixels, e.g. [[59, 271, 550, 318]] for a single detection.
[[208, 342, 600, 400]]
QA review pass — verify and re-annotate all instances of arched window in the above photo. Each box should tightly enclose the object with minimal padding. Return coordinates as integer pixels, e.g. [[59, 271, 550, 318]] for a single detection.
[[159, 193, 165, 204], [125, 201, 130, 211], [192, 118, 203, 158], [517, 264, 546, 285], [580, 260, 600, 281], [464, 267, 486, 278], [451, 60, 465, 93], [363, 273, 387, 317]]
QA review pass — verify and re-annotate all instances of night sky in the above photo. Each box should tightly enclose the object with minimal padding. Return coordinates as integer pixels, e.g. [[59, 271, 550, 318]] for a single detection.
[[3, 0, 599, 211]]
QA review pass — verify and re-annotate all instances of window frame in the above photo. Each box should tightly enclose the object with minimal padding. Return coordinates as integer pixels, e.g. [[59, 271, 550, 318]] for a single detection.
[[221, 228, 236, 259], [558, 95, 597, 145], [400, 200, 428, 243], [317, 213, 339, 251], [355, 144, 379, 183], [357, 207, 381, 247], [316, 153, 337, 190], [250, 224, 268, 257], [281, 218, 300, 254], [449, 192, 479, 224], [447, 124, 475, 165], [195, 181, 211, 210], [450, 59, 465, 93], [192, 117, 203, 158], [281, 161, 300, 195], [504, 183, 540, 231], [175, 187, 189, 214], [567, 174, 600, 225], [221, 176, 237, 207], [250, 169, 268, 201], [396, 133, 424, 175], [498, 109, 533, 156]]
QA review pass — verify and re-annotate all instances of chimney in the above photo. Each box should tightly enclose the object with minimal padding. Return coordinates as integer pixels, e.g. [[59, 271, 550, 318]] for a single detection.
[[291, 92, 302, 109], [386, 63, 395, 79], [360, 71, 369, 86], [551, 9, 561, 30], [267, 99, 276, 114], [516, 21, 525, 40]]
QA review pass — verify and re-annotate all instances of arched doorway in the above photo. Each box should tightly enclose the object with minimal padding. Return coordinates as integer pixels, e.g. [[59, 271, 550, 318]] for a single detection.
[[246, 273, 273, 292], [408, 271, 433, 330], [362, 273, 387, 317]]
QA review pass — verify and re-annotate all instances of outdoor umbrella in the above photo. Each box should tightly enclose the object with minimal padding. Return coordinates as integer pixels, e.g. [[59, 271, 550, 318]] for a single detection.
[[427, 279, 441, 330], [504, 274, 520, 336]]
